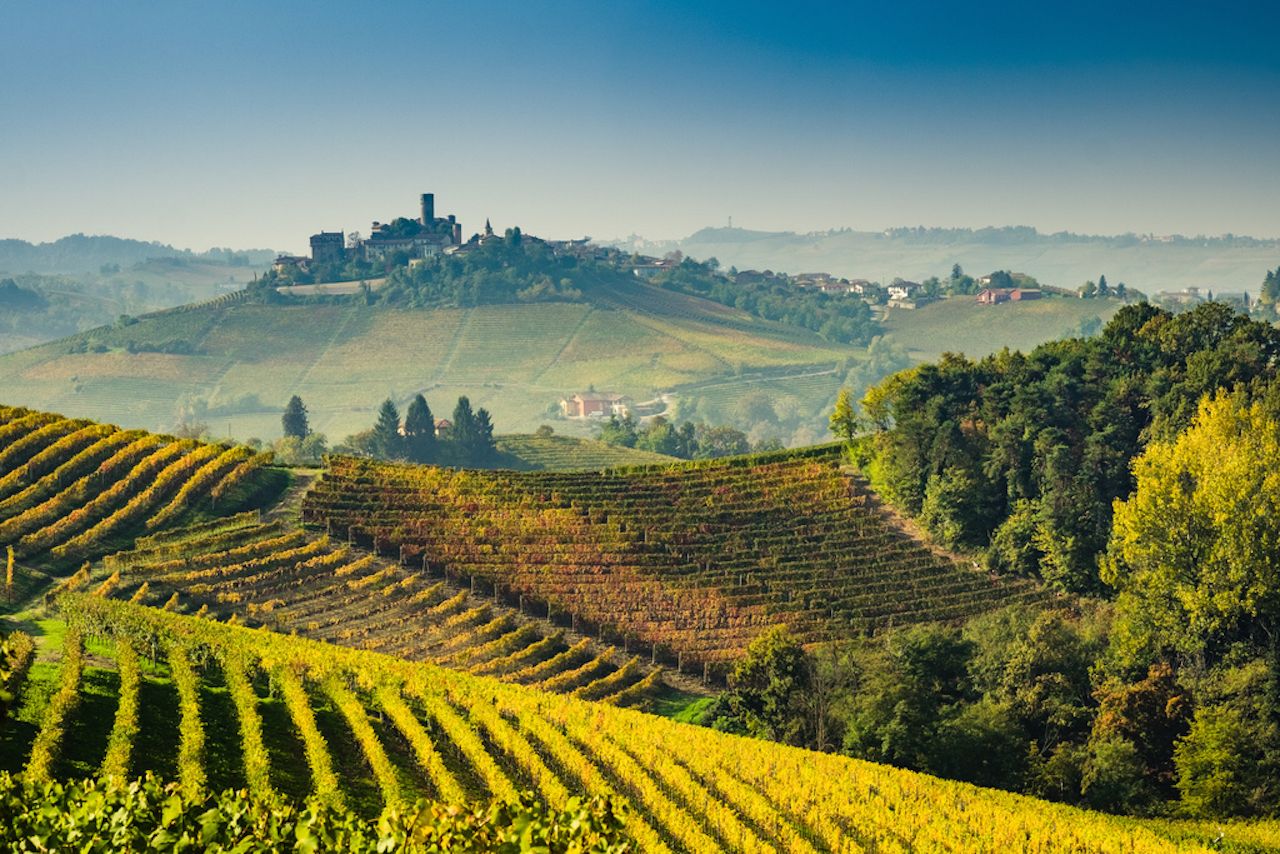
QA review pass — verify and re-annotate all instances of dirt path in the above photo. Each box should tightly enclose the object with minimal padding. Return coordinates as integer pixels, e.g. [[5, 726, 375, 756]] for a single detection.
[[265, 468, 322, 525]]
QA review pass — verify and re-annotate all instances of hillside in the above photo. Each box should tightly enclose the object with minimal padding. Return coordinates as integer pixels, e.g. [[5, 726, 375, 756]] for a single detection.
[[0, 234, 274, 276], [631, 226, 1280, 295], [0, 258, 269, 356], [881, 293, 1123, 362], [101, 514, 674, 707], [0, 282, 853, 442], [301, 447, 1048, 677], [0, 591, 1259, 852], [0, 277, 1150, 452], [0, 405, 278, 574], [496, 433, 677, 470]]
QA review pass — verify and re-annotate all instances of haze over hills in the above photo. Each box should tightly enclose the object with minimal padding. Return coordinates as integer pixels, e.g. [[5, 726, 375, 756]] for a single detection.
[[0, 234, 275, 276], [617, 225, 1280, 296]]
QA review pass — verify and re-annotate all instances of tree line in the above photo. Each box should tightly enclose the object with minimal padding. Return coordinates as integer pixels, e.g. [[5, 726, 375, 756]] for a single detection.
[[281, 393, 496, 468], [598, 412, 781, 460]]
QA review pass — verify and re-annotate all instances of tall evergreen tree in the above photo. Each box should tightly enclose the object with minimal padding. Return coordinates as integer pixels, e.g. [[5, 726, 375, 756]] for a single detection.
[[451, 396, 477, 454], [282, 395, 310, 439], [473, 407, 497, 464], [371, 399, 403, 460], [403, 394, 437, 463]]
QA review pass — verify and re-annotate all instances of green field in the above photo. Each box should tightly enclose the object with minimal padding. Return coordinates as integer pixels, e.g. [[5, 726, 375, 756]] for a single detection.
[[883, 294, 1122, 362]]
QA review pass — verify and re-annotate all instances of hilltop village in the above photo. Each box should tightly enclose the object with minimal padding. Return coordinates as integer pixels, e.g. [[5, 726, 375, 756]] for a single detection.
[[266, 192, 1108, 316]]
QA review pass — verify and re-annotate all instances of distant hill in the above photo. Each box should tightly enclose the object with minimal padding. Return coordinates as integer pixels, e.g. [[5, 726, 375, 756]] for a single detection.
[[616, 225, 1280, 295], [0, 281, 854, 444], [0, 233, 275, 275], [0, 278, 1144, 447]]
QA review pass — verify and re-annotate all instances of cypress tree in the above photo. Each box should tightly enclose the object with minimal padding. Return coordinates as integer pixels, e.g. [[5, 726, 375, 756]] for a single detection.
[[371, 399, 403, 460], [451, 396, 477, 456], [282, 395, 310, 439], [403, 394, 437, 463], [473, 407, 496, 464]]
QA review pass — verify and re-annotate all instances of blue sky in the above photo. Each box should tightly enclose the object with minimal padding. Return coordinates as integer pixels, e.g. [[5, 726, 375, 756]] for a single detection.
[[2, 1, 1278, 251]]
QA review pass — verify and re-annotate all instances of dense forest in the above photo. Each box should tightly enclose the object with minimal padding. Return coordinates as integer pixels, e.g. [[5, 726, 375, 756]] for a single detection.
[[857, 301, 1280, 592]]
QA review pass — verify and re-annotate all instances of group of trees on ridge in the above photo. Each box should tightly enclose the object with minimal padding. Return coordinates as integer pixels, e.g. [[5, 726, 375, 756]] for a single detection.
[[279, 393, 496, 468], [597, 411, 783, 460], [703, 301, 1280, 819]]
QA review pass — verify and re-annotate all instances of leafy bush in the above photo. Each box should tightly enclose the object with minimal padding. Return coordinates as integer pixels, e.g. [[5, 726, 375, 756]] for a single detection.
[[0, 772, 632, 853]]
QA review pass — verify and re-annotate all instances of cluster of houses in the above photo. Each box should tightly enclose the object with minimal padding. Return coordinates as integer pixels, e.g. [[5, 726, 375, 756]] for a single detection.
[[559, 392, 632, 419]]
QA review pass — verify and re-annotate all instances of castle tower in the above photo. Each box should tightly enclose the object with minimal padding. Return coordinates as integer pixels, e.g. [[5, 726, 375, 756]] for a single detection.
[[420, 193, 435, 225]]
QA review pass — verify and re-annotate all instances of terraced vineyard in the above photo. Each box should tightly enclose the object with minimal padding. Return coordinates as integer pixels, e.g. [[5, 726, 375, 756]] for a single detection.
[[0, 592, 1235, 853], [101, 515, 667, 705], [0, 405, 274, 567], [496, 433, 677, 470], [303, 446, 1049, 675]]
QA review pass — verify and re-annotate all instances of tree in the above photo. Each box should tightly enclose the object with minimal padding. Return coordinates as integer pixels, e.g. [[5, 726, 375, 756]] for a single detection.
[[693, 425, 750, 459], [472, 407, 496, 464], [598, 413, 638, 448], [1103, 393, 1280, 663], [1097, 275, 1110, 297], [371, 399, 403, 460], [450, 397, 478, 462], [843, 624, 977, 773], [403, 394, 437, 464], [1261, 266, 1280, 308], [709, 627, 813, 746], [828, 387, 861, 444], [282, 395, 310, 439]]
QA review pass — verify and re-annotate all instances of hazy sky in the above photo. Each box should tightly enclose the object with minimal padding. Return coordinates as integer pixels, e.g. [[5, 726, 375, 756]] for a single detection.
[[3, 1, 1279, 252]]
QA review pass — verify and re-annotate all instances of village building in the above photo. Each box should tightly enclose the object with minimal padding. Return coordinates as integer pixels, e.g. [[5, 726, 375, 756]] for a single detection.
[[309, 231, 345, 266], [272, 254, 310, 274], [632, 259, 676, 280], [887, 279, 922, 301], [434, 419, 452, 438], [560, 392, 632, 419], [977, 288, 1042, 305], [361, 194, 462, 264]]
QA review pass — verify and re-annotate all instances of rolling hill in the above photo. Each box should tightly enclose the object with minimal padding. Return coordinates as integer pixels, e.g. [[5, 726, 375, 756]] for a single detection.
[[302, 447, 1048, 677], [0, 282, 853, 443], [0, 405, 278, 572], [2, 591, 1263, 852], [0, 278, 1143, 451], [102, 513, 674, 707], [2, 406, 1279, 850]]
